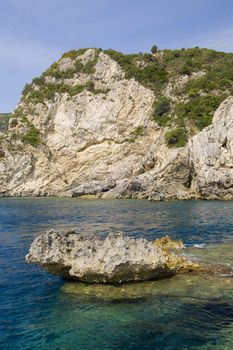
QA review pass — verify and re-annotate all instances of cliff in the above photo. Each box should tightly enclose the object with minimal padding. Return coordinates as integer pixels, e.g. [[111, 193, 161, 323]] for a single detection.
[[0, 47, 232, 199]]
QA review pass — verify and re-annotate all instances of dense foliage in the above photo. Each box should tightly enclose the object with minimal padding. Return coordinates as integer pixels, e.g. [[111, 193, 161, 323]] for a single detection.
[[175, 94, 225, 129], [105, 49, 168, 90]]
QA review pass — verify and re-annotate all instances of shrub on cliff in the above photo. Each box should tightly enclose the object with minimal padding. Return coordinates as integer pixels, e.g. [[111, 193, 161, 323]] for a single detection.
[[165, 128, 187, 147], [176, 95, 225, 130], [105, 49, 168, 90], [21, 124, 41, 147], [154, 97, 171, 117], [153, 97, 171, 126], [61, 48, 89, 60]]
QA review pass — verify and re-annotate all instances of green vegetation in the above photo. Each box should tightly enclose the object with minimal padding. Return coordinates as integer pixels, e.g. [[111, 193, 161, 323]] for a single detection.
[[165, 128, 187, 147], [24, 83, 85, 104], [162, 48, 233, 80], [0, 149, 5, 159], [151, 45, 158, 54], [44, 49, 100, 78], [175, 94, 225, 129], [104, 47, 233, 146], [23, 81, 108, 104], [130, 126, 145, 136], [0, 113, 10, 132], [61, 48, 89, 60], [10, 108, 29, 125], [18, 46, 233, 148], [104, 49, 168, 90], [21, 123, 41, 146], [85, 81, 110, 95], [127, 126, 146, 143], [9, 109, 41, 147], [105, 45, 233, 145], [106, 46, 233, 146], [154, 97, 171, 117], [22, 49, 101, 103], [9, 118, 18, 128], [153, 97, 171, 126]]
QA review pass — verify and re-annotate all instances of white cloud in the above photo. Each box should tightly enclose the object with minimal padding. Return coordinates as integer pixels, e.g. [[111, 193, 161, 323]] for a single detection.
[[199, 28, 233, 53], [0, 31, 63, 111], [0, 32, 62, 70]]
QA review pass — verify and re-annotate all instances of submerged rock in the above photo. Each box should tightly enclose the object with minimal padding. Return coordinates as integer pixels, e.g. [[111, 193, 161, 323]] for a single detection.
[[62, 273, 233, 301], [26, 229, 201, 283]]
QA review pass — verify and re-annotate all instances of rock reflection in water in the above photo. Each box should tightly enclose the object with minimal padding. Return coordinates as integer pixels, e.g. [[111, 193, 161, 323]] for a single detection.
[[62, 273, 233, 302], [58, 273, 233, 350]]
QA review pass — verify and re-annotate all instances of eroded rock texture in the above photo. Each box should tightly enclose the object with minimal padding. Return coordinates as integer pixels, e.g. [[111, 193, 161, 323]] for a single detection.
[[0, 49, 232, 199], [26, 230, 197, 283]]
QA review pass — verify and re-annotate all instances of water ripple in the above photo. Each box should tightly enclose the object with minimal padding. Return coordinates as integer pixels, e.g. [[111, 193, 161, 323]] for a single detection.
[[1, 198, 233, 349]]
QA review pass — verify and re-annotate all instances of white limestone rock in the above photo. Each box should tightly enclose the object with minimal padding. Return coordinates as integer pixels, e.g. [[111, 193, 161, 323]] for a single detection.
[[26, 229, 176, 283], [189, 97, 233, 198], [0, 49, 233, 200]]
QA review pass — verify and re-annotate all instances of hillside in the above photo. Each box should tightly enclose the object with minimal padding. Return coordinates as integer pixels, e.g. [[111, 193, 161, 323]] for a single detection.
[[13, 47, 233, 147], [0, 47, 232, 199]]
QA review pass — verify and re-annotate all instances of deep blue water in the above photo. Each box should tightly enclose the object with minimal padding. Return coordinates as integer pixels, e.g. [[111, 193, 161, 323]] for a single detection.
[[1, 198, 233, 350]]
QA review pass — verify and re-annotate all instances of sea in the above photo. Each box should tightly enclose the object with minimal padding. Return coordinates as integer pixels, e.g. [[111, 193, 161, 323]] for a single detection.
[[1, 198, 233, 350]]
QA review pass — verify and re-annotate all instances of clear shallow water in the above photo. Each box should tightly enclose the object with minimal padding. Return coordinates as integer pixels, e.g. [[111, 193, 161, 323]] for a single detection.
[[1, 198, 233, 349]]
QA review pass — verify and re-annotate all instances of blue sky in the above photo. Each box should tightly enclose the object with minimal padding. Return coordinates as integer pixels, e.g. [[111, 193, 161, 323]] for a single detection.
[[1, 0, 233, 112]]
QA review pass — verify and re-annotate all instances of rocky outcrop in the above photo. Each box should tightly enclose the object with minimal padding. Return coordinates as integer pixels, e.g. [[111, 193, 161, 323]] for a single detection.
[[26, 230, 200, 283], [0, 48, 232, 199], [189, 97, 233, 199]]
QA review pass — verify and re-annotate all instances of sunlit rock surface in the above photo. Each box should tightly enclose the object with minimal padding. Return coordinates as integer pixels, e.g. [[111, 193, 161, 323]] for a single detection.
[[26, 229, 201, 283], [0, 49, 233, 200]]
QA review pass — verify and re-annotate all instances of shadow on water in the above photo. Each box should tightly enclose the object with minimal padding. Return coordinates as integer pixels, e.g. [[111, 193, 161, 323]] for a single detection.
[[46, 279, 233, 350], [56, 271, 233, 349]]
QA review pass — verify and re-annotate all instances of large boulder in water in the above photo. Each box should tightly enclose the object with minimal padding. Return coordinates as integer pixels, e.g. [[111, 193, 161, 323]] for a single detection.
[[26, 229, 200, 283]]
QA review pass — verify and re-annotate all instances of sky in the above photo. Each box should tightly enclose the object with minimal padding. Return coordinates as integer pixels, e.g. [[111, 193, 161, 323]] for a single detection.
[[1, 0, 233, 112]]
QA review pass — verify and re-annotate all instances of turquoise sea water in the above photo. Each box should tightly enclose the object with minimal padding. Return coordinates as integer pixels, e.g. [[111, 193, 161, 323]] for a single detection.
[[1, 198, 233, 350]]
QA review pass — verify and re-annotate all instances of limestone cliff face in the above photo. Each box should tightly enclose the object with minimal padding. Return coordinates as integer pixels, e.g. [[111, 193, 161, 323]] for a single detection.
[[189, 97, 233, 199], [0, 49, 232, 199]]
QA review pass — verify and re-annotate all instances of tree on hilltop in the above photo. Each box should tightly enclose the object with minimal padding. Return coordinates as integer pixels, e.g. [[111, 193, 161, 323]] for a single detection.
[[151, 44, 158, 54]]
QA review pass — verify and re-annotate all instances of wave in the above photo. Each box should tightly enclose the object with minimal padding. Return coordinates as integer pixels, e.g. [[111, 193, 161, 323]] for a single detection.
[[185, 243, 208, 249]]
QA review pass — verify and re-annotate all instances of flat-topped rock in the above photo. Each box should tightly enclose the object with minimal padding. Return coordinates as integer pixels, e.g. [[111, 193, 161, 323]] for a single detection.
[[26, 229, 200, 283]]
